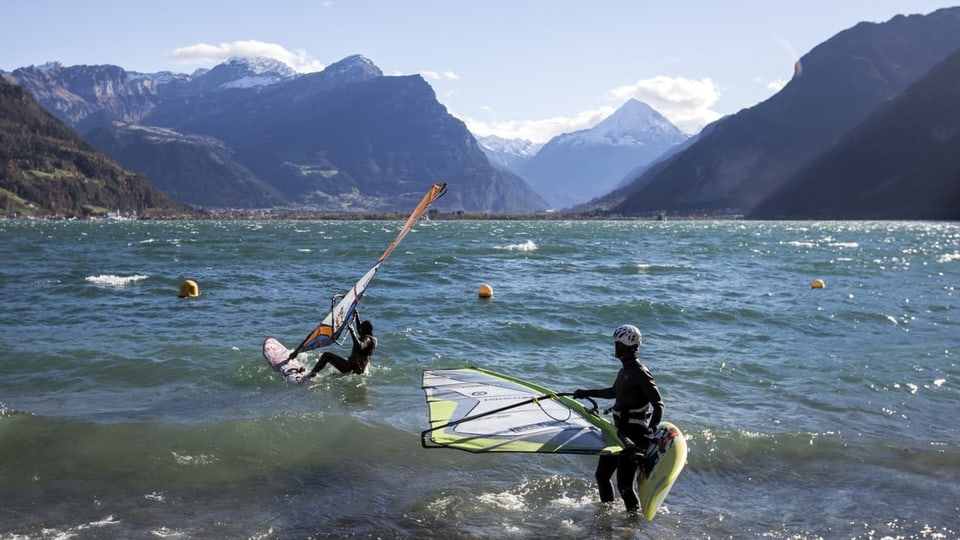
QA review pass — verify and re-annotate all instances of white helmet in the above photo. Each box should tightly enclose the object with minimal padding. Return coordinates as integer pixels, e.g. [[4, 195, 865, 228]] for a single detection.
[[613, 324, 642, 347]]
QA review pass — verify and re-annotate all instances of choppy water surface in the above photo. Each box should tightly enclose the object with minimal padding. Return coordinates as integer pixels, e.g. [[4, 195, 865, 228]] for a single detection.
[[1, 219, 957, 539]]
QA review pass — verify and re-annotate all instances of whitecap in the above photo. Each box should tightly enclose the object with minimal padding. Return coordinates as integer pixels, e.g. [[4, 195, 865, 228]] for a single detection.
[[497, 240, 537, 251], [172, 451, 217, 466], [85, 274, 149, 287], [152, 526, 188, 537], [41, 515, 121, 538], [477, 490, 527, 511]]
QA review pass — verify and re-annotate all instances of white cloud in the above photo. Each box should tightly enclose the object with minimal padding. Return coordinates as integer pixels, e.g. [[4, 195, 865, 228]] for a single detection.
[[167, 40, 324, 73], [458, 75, 723, 142], [451, 76, 723, 142], [421, 70, 460, 81], [460, 107, 615, 144], [609, 76, 723, 134], [765, 78, 788, 92]]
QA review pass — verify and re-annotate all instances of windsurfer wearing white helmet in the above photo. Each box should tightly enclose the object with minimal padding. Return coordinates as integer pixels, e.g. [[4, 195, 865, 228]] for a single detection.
[[572, 324, 664, 512]]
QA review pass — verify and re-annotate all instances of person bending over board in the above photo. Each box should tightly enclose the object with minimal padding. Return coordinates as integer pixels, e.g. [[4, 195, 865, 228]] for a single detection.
[[572, 324, 664, 512], [303, 311, 377, 377]]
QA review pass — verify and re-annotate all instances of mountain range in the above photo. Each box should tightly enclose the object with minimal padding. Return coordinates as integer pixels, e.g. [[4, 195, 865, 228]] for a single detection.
[[3, 55, 548, 214], [3, 7, 960, 220], [590, 7, 960, 219]]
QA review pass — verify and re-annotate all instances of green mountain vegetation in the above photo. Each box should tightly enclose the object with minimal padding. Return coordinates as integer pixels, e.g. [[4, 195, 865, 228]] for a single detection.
[[0, 78, 196, 218]]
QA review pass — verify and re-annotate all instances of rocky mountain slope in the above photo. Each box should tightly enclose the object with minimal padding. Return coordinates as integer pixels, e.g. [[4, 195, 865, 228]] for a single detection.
[[0, 78, 194, 218], [601, 7, 960, 218], [3, 55, 547, 213], [750, 46, 960, 220]]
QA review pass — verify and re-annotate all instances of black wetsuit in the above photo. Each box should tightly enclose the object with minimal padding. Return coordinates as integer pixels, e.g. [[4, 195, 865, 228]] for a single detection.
[[308, 325, 377, 376], [580, 355, 663, 511]]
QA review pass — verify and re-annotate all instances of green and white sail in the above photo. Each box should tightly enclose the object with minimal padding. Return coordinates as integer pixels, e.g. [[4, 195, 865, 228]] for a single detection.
[[421, 367, 623, 454]]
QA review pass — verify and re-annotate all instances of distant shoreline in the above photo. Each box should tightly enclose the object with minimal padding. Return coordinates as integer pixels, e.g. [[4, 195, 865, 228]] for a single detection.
[[190, 207, 746, 221], [5, 210, 746, 221]]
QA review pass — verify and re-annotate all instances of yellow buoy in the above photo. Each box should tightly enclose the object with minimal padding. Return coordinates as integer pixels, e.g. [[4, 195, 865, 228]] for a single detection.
[[810, 279, 825, 289], [179, 279, 200, 298], [478, 283, 494, 299]]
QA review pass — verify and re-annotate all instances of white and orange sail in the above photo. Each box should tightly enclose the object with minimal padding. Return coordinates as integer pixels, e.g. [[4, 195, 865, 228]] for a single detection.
[[286, 182, 447, 359]]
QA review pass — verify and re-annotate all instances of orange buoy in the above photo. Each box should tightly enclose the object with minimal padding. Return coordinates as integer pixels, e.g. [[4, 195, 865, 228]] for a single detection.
[[810, 279, 825, 289], [478, 283, 494, 299], [179, 279, 200, 297]]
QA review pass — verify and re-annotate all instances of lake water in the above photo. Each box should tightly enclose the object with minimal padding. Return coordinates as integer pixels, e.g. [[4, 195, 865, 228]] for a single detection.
[[1, 219, 957, 539]]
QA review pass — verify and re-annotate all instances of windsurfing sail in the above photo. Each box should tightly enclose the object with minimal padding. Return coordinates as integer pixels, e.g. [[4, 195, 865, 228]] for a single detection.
[[287, 182, 447, 359], [421, 367, 623, 454]]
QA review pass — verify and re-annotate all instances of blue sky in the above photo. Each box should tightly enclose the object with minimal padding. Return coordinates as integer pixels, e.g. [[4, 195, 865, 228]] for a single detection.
[[2, 1, 957, 142]]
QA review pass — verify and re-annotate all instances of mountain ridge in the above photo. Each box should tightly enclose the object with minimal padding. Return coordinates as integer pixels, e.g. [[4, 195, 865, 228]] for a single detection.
[[3, 55, 548, 213], [750, 46, 960, 220], [605, 6, 960, 217]]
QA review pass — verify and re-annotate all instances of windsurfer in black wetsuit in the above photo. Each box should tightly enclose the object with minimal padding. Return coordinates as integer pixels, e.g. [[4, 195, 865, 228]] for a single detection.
[[573, 324, 664, 512], [303, 311, 377, 377]]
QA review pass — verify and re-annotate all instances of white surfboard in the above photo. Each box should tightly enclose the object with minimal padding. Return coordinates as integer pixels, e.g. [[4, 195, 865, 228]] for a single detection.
[[263, 337, 311, 384]]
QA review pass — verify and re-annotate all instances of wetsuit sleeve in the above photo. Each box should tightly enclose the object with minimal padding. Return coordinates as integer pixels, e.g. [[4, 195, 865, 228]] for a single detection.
[[348, 324, 360, 346], [639, 366, 664, 429], [581, 386, 615, 399]]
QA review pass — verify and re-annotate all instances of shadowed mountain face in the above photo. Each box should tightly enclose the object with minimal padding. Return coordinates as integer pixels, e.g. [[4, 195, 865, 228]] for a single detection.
[[0, 77, 193, 218], [603, 7, 960, 218], [3, 56, 547, 213], [750, 47, 960, 220]]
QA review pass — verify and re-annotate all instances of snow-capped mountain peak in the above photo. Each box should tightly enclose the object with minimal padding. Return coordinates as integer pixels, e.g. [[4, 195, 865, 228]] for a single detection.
[[225, 56, 296, 77], [320, 54, 383, 82], [595, 99, 675, 134], [216, 57, 297, 89], [562, 98, 683, 147], [476, 135, 543, 171], [516, 99, 690, 209], [478, 135, 542, 157]]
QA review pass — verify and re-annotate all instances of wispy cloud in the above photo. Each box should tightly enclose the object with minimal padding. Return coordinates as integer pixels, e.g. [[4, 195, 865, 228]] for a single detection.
[[460, 107, 615, 144], [165, 42, 721, 143], [762, 76, 789, 92], [167, 40, 324, 73], [609, 76, 723, 134], [458, 75, 723, 142], [421, 70, 460, 81]]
